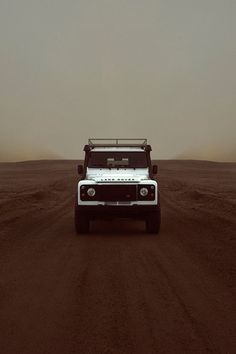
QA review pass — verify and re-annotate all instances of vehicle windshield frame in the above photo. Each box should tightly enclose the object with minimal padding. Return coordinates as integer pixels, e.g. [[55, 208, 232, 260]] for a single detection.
[[87, 151, 148, 168]]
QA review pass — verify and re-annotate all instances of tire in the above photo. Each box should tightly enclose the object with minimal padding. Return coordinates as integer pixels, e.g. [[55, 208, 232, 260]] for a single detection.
[[74, 195, 89, 234], [146, 208, 161, 234]]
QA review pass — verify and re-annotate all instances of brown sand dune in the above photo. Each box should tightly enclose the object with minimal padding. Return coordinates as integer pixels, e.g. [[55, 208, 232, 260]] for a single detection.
[[0, 160, 235, 354]]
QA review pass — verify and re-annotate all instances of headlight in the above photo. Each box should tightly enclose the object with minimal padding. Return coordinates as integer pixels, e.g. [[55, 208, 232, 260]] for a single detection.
[[140, 187, 148, 197], [87, 187, 96, 197]]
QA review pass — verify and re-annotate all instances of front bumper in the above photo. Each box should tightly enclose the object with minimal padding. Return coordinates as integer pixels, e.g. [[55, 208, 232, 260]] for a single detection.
[[76, 204, 160, 219]]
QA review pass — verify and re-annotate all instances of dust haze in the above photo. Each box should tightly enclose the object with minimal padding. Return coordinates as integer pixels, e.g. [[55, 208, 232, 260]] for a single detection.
[[0, 0, 236, 162]]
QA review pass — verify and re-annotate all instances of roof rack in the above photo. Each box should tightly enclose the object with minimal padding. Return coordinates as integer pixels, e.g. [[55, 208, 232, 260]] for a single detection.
[[88, 138, 147, 147]]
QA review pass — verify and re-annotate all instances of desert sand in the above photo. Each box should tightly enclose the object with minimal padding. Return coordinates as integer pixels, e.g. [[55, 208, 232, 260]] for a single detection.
[[0, 160, 235, 354]]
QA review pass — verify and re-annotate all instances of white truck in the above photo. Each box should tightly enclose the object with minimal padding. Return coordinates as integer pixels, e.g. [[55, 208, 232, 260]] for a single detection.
[[75, 138, 161, 234]]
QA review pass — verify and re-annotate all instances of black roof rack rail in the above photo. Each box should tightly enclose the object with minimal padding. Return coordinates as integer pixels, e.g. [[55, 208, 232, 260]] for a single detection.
[[88, 138, 147, 148]]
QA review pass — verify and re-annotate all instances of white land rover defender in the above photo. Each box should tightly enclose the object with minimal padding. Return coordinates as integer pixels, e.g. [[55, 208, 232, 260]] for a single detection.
[[75, 138, 161, 234]]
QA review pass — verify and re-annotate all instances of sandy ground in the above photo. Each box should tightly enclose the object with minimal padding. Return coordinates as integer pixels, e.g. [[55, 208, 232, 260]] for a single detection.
[[0, 159, 235, 354]]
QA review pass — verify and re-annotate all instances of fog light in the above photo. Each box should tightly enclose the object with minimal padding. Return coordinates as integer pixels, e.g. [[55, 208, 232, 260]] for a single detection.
[[140, 187, 148, 197], [87, 187, 96, 197]]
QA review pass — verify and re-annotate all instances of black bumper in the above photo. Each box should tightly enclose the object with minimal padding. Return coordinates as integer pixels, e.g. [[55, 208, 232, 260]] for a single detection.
[[76, 204, 160, 219]]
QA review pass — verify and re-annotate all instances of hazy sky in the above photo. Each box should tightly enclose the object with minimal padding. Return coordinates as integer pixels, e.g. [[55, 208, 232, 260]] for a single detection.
[[0, 0, 236, 161]]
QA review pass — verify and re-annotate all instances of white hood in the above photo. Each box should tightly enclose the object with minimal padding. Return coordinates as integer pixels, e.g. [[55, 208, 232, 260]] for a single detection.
[[86, 167, 149, 183]]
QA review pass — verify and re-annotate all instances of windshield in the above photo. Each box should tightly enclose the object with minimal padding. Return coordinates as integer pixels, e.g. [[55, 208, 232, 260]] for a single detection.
[[88, 152, 148, 168]]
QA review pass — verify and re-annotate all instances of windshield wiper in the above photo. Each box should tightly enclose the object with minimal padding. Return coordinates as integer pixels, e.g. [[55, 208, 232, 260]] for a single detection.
[[89, 164, 107, 168]]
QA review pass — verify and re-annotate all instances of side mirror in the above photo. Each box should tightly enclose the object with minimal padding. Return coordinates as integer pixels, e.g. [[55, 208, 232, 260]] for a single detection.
[[152, 165, 158, 174], [77, 164, 84, 175]]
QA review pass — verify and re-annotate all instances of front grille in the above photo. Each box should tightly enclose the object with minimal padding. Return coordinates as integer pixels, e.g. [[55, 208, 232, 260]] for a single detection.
[[99, 184, 136, 201]]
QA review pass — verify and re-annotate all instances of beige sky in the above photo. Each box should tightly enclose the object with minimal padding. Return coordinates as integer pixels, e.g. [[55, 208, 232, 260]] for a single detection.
[[0, 0, 235, 161]]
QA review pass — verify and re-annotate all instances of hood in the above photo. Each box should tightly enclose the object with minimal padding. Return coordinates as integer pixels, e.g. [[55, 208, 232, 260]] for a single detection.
[[86, 167, 149, 183]]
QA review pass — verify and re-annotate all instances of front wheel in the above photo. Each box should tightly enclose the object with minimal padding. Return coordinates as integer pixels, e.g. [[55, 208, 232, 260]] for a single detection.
[[146, 208, 161, 234], [74, 196, 89, 234]]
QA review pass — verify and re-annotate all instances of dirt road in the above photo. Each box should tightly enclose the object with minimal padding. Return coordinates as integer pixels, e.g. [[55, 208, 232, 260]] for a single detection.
[[0, 160, 235, 354]]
